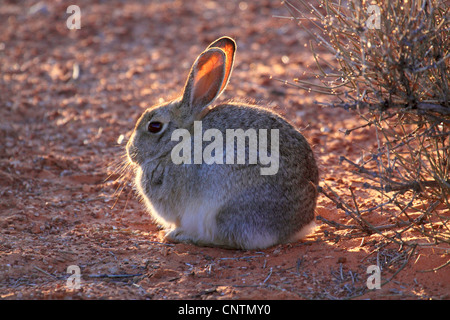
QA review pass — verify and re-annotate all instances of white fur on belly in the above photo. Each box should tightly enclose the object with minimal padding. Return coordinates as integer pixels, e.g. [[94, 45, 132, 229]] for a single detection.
[[177, 199, 221, 243]]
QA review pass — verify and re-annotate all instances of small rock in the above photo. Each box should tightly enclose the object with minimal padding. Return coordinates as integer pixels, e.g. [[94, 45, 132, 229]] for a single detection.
[[337, 256, 347, 264], [31, 223, 44, 234]]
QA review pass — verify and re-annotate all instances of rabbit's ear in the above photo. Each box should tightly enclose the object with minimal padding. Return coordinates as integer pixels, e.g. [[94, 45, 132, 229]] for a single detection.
[[181, 48, 227, 117], [207, 37, 236, 96]]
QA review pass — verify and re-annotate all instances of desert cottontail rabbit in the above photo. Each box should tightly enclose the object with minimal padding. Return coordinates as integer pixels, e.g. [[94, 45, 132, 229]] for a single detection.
[[126, 36, 319, 249]]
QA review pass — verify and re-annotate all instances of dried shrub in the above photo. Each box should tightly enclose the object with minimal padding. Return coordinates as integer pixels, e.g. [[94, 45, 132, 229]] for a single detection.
[[282, 0, 450, 256]]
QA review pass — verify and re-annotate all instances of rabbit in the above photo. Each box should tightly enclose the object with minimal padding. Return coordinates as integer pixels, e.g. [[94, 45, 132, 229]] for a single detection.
[[126, 36, 319, 250]]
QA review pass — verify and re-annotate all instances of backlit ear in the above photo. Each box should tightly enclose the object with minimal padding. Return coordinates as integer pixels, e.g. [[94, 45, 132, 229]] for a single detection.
[[207, 37, 236, 95], [182, 48, 226, 114]]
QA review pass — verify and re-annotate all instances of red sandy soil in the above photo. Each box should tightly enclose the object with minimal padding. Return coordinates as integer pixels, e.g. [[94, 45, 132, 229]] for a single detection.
[[0, 0, 448, 300]]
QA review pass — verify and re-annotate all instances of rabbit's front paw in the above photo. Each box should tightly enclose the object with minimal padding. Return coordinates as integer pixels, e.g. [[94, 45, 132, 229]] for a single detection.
[[165, 228, 191, 244]]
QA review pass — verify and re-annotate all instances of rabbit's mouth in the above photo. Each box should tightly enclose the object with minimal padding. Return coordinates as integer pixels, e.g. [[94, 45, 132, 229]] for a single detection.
[[126, 136, 148, 166]]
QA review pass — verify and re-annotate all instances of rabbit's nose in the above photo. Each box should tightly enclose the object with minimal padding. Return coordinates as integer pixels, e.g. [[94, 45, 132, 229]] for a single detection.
[[126, 141, 139, 164]]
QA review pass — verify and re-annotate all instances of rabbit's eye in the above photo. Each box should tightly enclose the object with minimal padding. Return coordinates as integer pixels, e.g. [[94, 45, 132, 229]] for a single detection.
[[147, 121, 164, 134]]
